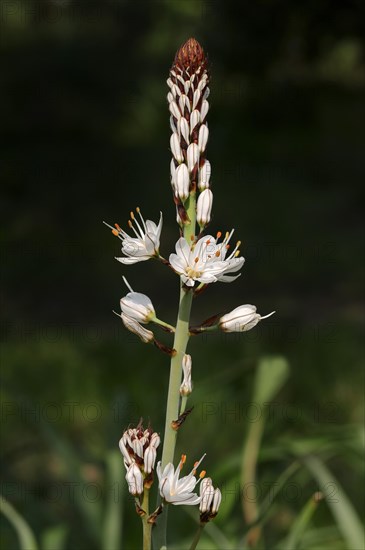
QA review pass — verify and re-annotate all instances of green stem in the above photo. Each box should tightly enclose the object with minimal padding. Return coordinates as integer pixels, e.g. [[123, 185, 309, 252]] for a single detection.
[[161, 285, 193, 467], [141, 489, 151, 550], [189, 523, 205, 550], [154, 190, 196, 550]]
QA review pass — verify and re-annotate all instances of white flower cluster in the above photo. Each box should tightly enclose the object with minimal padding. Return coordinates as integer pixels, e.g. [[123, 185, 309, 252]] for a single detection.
[[119, 425, 160, 496]]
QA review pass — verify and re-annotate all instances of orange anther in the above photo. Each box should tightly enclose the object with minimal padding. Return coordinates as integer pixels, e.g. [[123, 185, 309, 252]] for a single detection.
[[194, 257, 199, 263], [215, 250, 220, 257], [226, 244, 230, 249], [181, 454, 187, 464], [115, 223, 121, 230], [199, 470, 206, 479], [136, 207, 140, 213], [190, 235, 195, 241], [112, 229, 118, 236], [130, 211, 135, 220], [206, 239, 211, 245], [216, 231, 222, 239], [128, 220, 132, 228]]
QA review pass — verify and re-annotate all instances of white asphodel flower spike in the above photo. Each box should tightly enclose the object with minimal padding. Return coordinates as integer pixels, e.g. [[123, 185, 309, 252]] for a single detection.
[[120, 277, 156, 324], [157, 454, 206, 505], [169, 231, 245, 287], [219, 305, 275, 332], [104, 207, 163, 264], [180, 354, 192, 396]]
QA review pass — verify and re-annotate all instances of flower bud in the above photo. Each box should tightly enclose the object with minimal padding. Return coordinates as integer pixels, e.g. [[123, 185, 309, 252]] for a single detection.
[[198, 124, 209, 152], [125, 462, 143, 496], [119, 436, 133, 466], [121, 313, 154, 343], [197, 189, 213, 227], [179, 117, 190, 145], [120, 292, 155, 324], [219, 305, 275, 332], [198, 160, 211, 190], [187, 143, 200, 172], [190, 109, 200, 133], [180, 354, 192, 396], [170, 132, 184, 162], [211, 488, 222, 515], [144, 445, 157, 474], [175, 163, 190, 201], [199, 477, 214, 512]]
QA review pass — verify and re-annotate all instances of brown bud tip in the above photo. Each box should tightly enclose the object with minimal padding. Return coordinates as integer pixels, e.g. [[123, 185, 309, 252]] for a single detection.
[[173, 38, 208, 74]]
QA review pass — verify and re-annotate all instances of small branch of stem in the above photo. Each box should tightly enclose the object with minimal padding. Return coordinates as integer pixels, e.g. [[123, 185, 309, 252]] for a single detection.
[[189, 523, 205, 550], [152, 317, 176, 333], [141, 489, 151, 550]]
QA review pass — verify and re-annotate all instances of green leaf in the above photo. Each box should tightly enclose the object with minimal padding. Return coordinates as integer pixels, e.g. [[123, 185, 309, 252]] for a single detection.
[[303, 455, 365, 550], [40, 525, 68, 550], [0, 495, 38, 550], [101, 449, 124, 550], [253, 356, 290, 405]]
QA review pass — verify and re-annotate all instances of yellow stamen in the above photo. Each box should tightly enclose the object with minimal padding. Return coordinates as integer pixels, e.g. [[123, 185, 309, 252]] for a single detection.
[[235, 250, 240, 257], [130, 211, 135, 220], [199, 470, 206, 479], [236, 240, 241, 247], [136, 207, 140, 213]]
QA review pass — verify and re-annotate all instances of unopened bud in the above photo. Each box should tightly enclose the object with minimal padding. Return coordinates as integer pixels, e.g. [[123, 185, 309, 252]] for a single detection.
[[197, 189, 213, 227], [219, 305, 275, 332]]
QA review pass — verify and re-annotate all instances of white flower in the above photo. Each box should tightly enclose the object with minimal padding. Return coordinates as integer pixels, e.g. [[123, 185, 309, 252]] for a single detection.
[[169, 231, 245, 287], [120, 292, 155, 324], [120, 313, 154, 343], [180, 354, 192, 396], [104, 208, 162, 264], [197, 189, 213, 227], [219, 305, 275, 332], [157, 454, 206, 505], [125, 462, 144, 495]]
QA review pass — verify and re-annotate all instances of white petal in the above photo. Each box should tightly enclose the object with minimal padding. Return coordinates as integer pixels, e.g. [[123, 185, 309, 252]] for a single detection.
[[169, 100, 181, 120], [170, 132, 183, 162]]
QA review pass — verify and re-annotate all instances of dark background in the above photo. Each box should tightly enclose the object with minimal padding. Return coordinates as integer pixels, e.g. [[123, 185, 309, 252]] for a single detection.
[[1, 1, 364, 549]]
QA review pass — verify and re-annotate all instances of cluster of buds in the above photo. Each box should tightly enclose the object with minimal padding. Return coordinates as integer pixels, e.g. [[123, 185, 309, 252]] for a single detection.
[[119, 423, 160, 496], [167, 38, 213, 229], [199, 477, 222, 522]]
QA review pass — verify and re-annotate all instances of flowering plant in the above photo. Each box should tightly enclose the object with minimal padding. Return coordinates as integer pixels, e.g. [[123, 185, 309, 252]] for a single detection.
[[106, 38, 274, 550]]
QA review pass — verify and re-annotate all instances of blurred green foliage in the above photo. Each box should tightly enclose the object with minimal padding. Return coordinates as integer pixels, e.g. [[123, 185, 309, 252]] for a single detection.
[[1, 0, 364, 548]]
